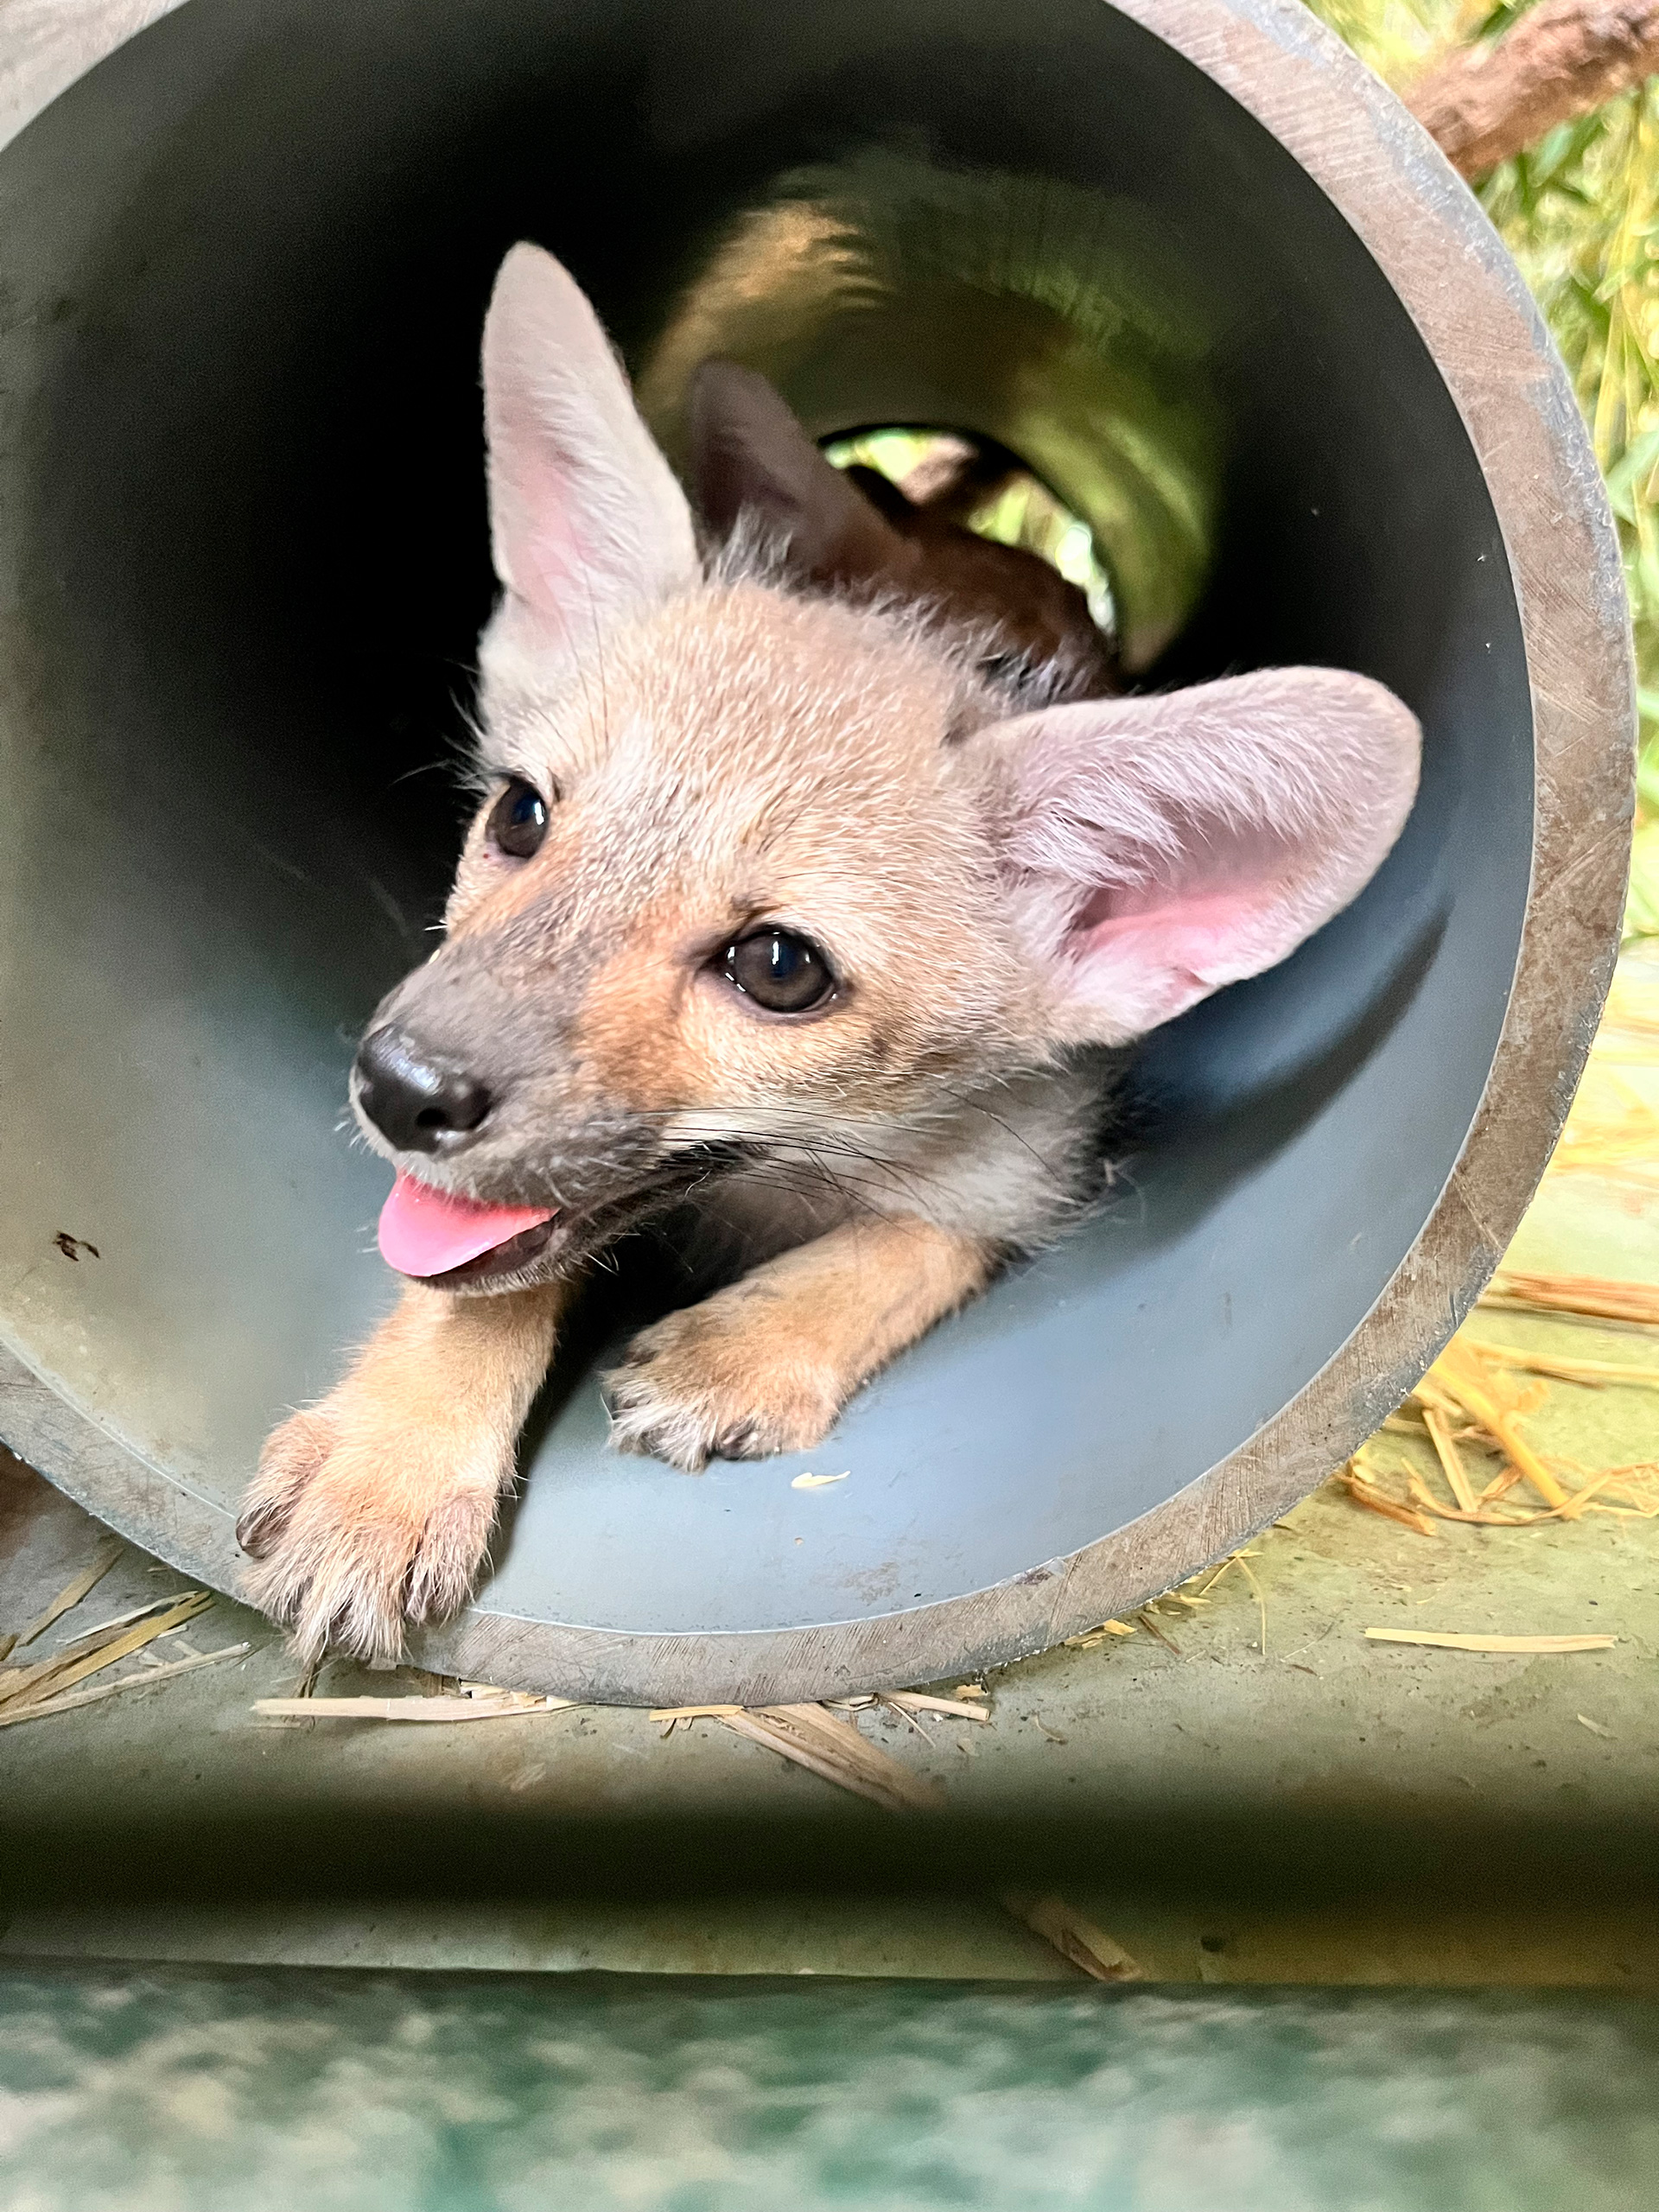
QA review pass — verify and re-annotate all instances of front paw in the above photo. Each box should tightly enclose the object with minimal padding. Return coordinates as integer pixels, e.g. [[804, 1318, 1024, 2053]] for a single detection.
[[238, 1399, 505, 1666], [601, 1294, 845, 1472]]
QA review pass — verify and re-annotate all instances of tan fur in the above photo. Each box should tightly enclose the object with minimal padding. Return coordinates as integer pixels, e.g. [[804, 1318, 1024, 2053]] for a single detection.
[[464, 583, 1040, 1124], [238, 1281, 568, 1664], [602, 1216, 995, 1469]]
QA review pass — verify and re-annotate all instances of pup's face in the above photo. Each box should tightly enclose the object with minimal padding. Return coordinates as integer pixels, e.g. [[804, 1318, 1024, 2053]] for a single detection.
[[364, 581, 1033, 1281], [353, 245, 1421, 1289]]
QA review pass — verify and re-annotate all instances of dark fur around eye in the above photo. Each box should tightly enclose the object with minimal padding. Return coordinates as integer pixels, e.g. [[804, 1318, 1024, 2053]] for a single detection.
[[486, 777, 550, 859], [721, 927, 835, 1014]]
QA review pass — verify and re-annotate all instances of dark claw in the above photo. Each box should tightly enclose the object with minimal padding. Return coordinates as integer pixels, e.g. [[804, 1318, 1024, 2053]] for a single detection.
[[235, 1497, 292, 1557]]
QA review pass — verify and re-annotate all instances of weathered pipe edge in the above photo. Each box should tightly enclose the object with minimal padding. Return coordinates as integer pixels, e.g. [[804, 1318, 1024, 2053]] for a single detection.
[[0, 0, 1634, 1706]]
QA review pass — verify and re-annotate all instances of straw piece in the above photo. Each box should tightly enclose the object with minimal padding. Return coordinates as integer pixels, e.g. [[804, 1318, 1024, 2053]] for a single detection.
[[649, 1704, 745, 1721], [0, 1591, 213, 1713], [1364, 1629, 1616, 1652], [884, 1691, 992, 1723], [1578, 1713, 1617, 1738], [879, 1696, 938, 1744], [1481, 1270, 1659, 1328], [718, 1703, 946, 1813], [0, 1643, 251, 1728], [1063, 1620, 1136, 1648], [1135, 1609, 1183, 1655], [63, 1592, 200, 1646], [1479, 1463, 1525, 1504], [252, 1692, 576, 1721], [1340, 1469, 1435, 1535], [1482, 1346, 1659, 1389], [1404, 1472, 1541, 1527], [790, 1471, 849, 1490], [1421, 1406, 1480, 1513], [1429, 1346, 1570, 1509], [15, 1539, 122, 1649], [1004, 1891, 1146, 1982]]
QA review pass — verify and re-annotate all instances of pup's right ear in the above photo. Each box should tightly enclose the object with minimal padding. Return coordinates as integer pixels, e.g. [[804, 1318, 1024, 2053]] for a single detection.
[[689, 359, 908, 588], [482, 244, 697, 639], [980, 667, 1422, 1045]]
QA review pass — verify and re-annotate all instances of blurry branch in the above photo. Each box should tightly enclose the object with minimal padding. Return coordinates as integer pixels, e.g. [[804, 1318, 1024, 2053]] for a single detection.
[[1407, 0, 1659, 175]]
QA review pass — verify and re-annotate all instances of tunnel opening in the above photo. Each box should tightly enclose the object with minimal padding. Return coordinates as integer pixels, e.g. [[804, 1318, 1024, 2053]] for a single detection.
[[0, 0, 1557, 1683]]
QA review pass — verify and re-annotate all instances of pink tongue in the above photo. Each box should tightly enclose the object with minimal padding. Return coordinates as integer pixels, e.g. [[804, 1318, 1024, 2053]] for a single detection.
[[378, 1173, 557, 1278]]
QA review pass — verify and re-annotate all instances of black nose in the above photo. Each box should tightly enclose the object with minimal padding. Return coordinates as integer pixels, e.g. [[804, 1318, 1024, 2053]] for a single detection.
[[354, 1027, 493, 1154]]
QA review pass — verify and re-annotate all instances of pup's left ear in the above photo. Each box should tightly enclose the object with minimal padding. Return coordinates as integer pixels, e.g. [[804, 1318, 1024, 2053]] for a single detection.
[[482, 243, 698, 638], [982, 667, 1421, 1044]]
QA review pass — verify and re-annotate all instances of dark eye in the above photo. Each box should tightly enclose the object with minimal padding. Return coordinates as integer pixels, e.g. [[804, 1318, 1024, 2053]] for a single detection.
[[486, 778, 550, 860], [721, 927, 835, 1014]]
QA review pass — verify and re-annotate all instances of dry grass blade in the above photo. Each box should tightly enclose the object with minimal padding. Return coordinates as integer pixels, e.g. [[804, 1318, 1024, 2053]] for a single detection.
[[1063, 1619, 1136, 1648], [649, 1704, 745, 1721], [1365, 1628, 1617, 1652], [1482, 1345, 1659, 1388], [1404, 1471, 1542, 1527], [251, 1693, 576, 1721], [718, 1703, 946, 1813], [1135, 1609, 1184, 1654], [0, 1643, 251, 1728], [1482, 1270, 1659, 1328], [1004, 1891, 1146, 1982], [1429, 1345, 1571, 1508], [14, 1539, 122, 1649], [883, 1691, 993, 1723], [0, 1591, 213, 1714], [63, 1592, 204, 1645], [1421, 1405, 1481, 1512], [1341, 1466, 1436, 1535], [879, 1695, 938, 1744]]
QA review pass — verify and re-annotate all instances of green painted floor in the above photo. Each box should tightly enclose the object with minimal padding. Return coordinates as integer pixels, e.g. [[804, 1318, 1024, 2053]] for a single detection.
[[6, 1969, 1659, 2212]]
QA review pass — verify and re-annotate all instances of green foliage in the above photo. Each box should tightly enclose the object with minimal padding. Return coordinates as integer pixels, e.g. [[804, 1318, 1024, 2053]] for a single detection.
[[1306, 0, 1659, 935]]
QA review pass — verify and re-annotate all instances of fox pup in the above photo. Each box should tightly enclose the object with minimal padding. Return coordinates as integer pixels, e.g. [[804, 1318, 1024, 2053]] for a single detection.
[[238, 244, 1421, 1663]]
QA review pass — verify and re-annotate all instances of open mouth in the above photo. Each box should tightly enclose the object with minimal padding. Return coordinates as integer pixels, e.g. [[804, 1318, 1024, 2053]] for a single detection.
[[378, 1173, 560, 1287], [377, 1146, 751, 1292]]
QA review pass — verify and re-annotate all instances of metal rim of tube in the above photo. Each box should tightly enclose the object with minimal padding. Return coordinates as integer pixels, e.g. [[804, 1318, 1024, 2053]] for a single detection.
[[0, 0, 1635, 1705]]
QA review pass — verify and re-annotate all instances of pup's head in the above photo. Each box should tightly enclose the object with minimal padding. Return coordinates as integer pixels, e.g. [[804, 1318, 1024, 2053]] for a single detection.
[[354, 243, 1421, 1291]]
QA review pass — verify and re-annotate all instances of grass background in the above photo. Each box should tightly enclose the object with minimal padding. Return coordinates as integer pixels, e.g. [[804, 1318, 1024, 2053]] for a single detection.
[[1306, 0, 1659, 935]]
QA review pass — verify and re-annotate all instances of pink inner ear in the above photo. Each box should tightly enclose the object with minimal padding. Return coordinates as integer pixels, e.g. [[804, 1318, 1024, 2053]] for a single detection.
[[480, 242, 698, 631], [512, 452, 588, 613], [1068, 885, 1278, 1026], [988, 668, 1422, 1041], [1065, 807, 1306, 1021]]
